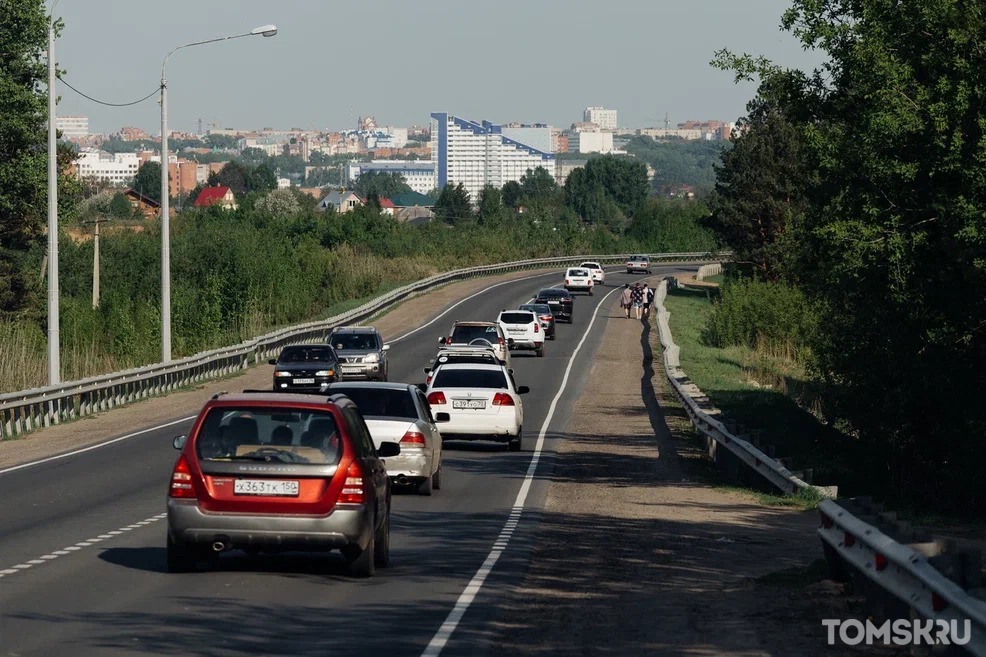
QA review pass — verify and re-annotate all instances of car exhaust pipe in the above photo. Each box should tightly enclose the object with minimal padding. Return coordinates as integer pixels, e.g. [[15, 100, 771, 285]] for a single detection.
[[212, 541, 227, 552], [395, 475, 409, 486]]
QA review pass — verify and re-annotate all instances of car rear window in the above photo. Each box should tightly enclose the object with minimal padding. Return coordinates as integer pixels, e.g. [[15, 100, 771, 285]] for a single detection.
[[450, 325, 498, 343], [433, 369, 507, 389], [330, 387, 418, 419], [568, 269, 588, 276], [519, 304, 551, 314], [538, 289, 571, 299], [195, 407, 341, 465], [329, 333, 379, 351], [500, 312, 535, 324], [581, 263, 600, 269], [278, 346, 336, 363]]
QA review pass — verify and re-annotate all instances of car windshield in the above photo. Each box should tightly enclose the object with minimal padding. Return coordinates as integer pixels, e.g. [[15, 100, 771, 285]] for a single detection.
[[433, 369, 508, 389], [500, 312, 535, 324], [330, 387, 417, 419], [331, 334, 378, 351], [450, 325, 498, 343], [195, 407, 341, 465], [277, 346, 335, 363]]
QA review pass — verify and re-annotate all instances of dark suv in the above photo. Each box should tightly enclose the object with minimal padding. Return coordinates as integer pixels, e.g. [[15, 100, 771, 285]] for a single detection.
[[166, 391, 400, 577], [534, 288, 574, 323], [327, 326, 390, 381], [269, 344, 340, 393]]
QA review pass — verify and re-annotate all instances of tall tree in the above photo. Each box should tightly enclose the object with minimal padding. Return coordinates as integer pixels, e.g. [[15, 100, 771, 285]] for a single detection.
[[501, 180, 523, 209], [519, 166, 558, 202], [434, 183, 472, 224], [249, 163, 277, 194], [216, 161, 251, 196], [0, 0, 49, 313], [353, 171, 412, 200], [477, 184, 504, 225], [132, 162, 161, 203]]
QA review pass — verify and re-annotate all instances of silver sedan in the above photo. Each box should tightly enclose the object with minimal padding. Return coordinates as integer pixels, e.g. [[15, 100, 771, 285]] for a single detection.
[[324, 382, 448, 496]]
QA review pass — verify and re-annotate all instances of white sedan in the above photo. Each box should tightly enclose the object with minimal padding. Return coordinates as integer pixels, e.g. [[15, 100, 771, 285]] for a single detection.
[[325, 382, 446, 495], [425, 363, 527, 451], [580, 261, 606, 285]]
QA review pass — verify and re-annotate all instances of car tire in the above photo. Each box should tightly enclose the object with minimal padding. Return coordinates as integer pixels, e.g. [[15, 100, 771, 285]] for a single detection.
[[374, 513, 391, 568], [347, 533, 375, 578], [432, 464, 443, 491], [508, 429, 522, 452], [536, 345, 544, 358], [417, 473, 433, 496], [166, 533, 202, 573]]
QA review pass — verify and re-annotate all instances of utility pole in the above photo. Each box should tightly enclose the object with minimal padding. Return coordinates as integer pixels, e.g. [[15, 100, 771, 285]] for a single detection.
[[47, 6, 60, 385], [83, 218, 109, 308]]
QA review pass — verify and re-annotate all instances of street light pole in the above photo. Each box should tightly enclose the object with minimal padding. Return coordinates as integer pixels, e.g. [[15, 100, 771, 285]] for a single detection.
[[158, 24, 277, 363], [46, 5, 60, 385]]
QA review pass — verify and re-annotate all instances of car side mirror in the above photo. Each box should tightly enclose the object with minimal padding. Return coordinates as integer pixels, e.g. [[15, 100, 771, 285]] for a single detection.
[[438, 335, 447, 344], [423, 366, 431, 374], [377, 441, 401, 457], [267, 358, 277, 366], [435, 412, 450, 423], [417, 383, 428, 392], [382, 344, 390, 352], [173, 434, 187, 450], [516, 386, 530, 395]]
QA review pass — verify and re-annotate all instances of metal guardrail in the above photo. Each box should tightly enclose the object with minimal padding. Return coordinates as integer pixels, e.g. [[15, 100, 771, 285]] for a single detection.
[[652, 278, 835, 497], [0, 251, 723, 438]]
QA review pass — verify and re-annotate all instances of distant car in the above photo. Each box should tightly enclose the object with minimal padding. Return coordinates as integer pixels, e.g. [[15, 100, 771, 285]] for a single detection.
[[326, 382, 447, 496], [519, 302, 556, 340], [497, 309, 545, 357], [440, 321, 511, 368], [626, 255, 651, 274], [534, 288, 574, 324], [327, 326, 390, 381], [269, 344, 339, 393], [425, 363, 528, 451], [166, 391, 400, 577], [580, 261, 606, 285], [564, 267, 594, 295]]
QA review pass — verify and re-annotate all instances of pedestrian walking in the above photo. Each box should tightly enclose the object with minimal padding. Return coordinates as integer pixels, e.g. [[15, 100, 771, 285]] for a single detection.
[[619, 283, 632, 318], [643, 283, 655, 318], [630, 282, 644, 319]]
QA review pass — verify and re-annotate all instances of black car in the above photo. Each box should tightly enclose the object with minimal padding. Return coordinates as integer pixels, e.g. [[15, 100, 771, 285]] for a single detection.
[[534, 288, 574, 324], [519, 302, 556, 339], [269, 344, 340, 393]]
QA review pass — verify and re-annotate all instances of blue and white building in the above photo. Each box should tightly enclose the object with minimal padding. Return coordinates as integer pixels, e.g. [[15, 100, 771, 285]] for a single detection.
[[430, 112, 555, 202], [346, 160, 437, 195]]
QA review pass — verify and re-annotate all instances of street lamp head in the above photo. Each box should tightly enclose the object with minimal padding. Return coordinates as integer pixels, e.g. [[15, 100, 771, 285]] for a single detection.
[[251, 24, 277, 37]]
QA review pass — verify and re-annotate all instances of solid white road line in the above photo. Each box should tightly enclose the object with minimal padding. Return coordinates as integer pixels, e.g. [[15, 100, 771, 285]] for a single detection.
[[419, 285, 620, 657]]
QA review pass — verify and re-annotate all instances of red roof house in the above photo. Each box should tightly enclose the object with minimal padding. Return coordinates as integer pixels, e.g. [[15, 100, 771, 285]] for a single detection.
[[379, 197, 396, 216], [193, 185, 237, 210]]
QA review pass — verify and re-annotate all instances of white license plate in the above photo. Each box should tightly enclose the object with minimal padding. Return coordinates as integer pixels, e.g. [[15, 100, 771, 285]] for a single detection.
[[234, 479, 300, 496], [341, 366, 362, 373], [453, 399, 486, 409], [547, 300, 560, 304], [292, 378, 315, 384], [507, 328, 525, 333]]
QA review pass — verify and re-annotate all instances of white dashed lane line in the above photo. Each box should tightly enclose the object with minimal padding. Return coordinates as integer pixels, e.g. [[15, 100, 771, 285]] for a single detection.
[[0, 512, 167, 580]]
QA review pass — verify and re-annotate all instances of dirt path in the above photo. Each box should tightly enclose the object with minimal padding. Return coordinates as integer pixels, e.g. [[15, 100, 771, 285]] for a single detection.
[[487, 296, 900, 656], [0, 269, 547, 470]]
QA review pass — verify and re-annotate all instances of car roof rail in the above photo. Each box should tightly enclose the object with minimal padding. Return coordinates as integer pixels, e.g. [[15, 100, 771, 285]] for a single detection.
[[211, 391, 229, 399]]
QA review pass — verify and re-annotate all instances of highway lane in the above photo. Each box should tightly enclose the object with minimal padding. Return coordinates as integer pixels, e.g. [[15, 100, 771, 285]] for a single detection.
[[0, 265, 690, 657]]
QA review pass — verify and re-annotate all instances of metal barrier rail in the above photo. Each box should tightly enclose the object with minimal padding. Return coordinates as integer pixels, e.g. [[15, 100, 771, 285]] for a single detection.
[[0, 251, 722, 438]]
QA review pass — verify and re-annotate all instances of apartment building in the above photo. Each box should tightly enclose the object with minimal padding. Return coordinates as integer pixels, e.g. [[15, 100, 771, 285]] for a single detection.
[[346, 160, 437, 195], [56, 116, 89, 140], [73, 149, 139, 185], [583, 107, 617, 130]]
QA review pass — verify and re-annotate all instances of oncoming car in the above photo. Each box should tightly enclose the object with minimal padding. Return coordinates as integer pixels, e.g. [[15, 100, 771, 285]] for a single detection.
[[327, 326, 390, 381], [626, 255, 651, 274], [269, 344, 339, 393], [166, 391, 400, 577]]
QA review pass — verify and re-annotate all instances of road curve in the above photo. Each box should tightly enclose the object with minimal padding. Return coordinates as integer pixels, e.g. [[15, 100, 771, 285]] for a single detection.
[[0, 265, 689, 657]]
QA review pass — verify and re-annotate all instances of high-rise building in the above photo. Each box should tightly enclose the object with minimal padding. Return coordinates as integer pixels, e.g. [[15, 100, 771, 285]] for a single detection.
[[583, 107, 617, 130], [430, 112, 555, 202], [56, 116, 89, 140]]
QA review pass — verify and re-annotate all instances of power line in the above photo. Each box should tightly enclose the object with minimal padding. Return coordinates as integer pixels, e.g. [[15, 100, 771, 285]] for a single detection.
[[56, 74, 159, 107]]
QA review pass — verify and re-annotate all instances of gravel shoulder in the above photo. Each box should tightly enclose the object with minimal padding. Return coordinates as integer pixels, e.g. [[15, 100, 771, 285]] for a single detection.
[[0, 269, 545, 470], [487, 295, 901, 656]]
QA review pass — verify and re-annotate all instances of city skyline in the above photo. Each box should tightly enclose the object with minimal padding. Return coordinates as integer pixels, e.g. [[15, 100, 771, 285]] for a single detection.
[[53, 0, 825, 136]]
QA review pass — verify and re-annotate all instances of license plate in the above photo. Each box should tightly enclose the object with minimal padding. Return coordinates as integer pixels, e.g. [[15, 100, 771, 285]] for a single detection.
[[341, 366, 361, 373], [234, 479, 299, 496], [548, 300, 560, 304], [453, 399, 486, 409], [293, 378, 315, 384], [507, 328, 525, 333]]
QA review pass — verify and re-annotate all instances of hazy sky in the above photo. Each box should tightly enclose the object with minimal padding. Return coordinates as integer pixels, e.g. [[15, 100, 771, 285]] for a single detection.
[[53, 0, 824, 135]]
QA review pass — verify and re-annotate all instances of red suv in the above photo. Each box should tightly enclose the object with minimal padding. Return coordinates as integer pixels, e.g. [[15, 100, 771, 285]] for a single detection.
[[166, 391, 400, 577]]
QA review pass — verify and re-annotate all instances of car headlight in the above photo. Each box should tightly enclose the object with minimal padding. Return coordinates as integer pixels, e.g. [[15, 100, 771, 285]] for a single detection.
[[363, 353, 379, 363], [274, 371, 293, 377], [315, 369, 334, 377]]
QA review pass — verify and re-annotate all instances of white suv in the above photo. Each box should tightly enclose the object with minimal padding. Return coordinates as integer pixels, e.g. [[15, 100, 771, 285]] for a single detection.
[[564, 267, 594, 295], [496, 309, 545, 357], [580, 261, 605, 285]]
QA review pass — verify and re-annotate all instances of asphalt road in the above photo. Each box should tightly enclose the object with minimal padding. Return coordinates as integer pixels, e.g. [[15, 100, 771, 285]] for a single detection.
[[0, 265, 691, 657]]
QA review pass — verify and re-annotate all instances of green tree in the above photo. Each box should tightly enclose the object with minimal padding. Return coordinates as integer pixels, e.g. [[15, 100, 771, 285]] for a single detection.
[[249, 163, 277, 194], [108, 192, 132, 219], [132, 162, 161, 203], [353, 171, 412, 200], [216, 161, 251, 196], [477, 184, 504, 225], [206, 170, 220, 187], [519, 166, 558, 202], [434, 183, 472, 224], [501, 180, 523, 209], [0, 0, 49, 312], [254, 188, 300, 216], [204, 134, 239, 150], [564, 156, 649, 221]]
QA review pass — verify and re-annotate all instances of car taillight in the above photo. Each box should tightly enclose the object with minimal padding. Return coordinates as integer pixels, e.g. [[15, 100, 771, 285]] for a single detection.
[[427, 391, 447, 405], [400, 430, 426, 446], [492, 392, 515, 406], [426, 374, 433, 385], [533, 323, 539, 333], [540, 314, 552, 322], [498, 337, 504, 347], [338, 460, 365, 504], [565, 279, 570, 285], [169, 454, 195, 498]]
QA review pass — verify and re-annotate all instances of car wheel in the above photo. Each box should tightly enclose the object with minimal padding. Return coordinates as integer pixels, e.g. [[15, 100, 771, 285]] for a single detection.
[[374, 512, 391, 568], [417, 472, 433, 496], [508, 435, 522, 452], [536, 345, 544, 357], [346, 532, 375, 578], [166, 533, 202, 573], [432, 464, 442, 491]]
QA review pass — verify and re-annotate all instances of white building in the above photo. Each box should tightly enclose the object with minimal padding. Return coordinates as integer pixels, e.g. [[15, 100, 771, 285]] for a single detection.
[[501, 124, 553, 154], [568, 130, 616, 154], [73, 149, 139, 185], [583, 107, 617, 130], [430, 112, 555, 202], [346, 160, 437, 195], [56, 116, 89, 140]]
